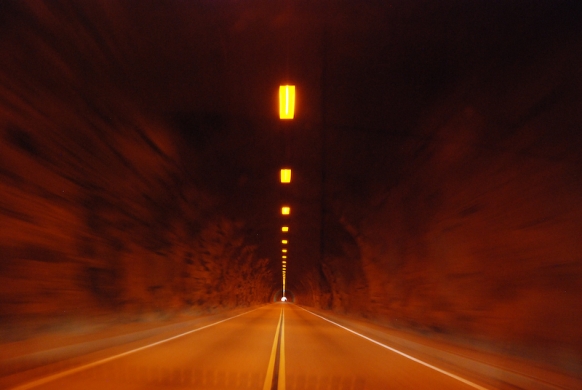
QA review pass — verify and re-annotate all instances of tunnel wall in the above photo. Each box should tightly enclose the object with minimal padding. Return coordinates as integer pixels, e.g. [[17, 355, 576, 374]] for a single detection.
[[0, 98, 273, 328], [357, 99, 582, 352], [0, 2, 273, 334], [305, 29, 582, 365]]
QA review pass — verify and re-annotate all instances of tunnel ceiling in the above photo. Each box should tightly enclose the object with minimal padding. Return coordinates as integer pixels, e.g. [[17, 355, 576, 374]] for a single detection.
[[90, 1, 575, 281], [1, 0, 581, 313]]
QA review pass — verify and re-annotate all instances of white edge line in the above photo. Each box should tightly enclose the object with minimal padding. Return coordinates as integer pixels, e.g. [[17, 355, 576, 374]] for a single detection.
[[298, 306, 489, 390], [12, 307, 264, 390]]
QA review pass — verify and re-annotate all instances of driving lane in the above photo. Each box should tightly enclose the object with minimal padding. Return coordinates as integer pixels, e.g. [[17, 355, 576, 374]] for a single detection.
[[8, 303, 488, 390], [284, 304, 487, 390], [11, 306, 281, 390]]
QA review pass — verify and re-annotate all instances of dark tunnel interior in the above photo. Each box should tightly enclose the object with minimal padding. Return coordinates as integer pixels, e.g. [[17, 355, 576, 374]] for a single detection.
[[0, 0, 581, 387]]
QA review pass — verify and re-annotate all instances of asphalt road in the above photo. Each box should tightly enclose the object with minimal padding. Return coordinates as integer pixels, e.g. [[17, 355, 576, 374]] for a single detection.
[[8, 304, 489, 390]]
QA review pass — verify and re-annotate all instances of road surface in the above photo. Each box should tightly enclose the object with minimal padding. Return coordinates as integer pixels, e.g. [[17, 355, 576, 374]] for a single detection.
[[7, 303, 489, 390]]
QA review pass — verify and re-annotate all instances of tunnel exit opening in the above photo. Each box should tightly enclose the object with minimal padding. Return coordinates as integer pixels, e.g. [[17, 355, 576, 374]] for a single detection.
[[272, 289, 295, 303]]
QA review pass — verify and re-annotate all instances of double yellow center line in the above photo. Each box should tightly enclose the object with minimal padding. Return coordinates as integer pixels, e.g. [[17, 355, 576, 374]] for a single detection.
[[263, 308, 286, 390]]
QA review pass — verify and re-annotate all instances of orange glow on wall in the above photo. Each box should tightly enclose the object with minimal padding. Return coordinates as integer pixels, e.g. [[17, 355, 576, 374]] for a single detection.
[[281, 206, 290, 215], [280, 169, 292, 183], [279, 85, 295, 119], [282, 226, 289, 232]]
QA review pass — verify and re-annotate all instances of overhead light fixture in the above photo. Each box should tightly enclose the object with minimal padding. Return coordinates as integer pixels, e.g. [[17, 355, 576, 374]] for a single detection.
[[282, 226, 289, 232], [279, 85, 295, 119], [281, 206, 290, 215], [280, 169, 291, 183], [282, 240, 288, 244]]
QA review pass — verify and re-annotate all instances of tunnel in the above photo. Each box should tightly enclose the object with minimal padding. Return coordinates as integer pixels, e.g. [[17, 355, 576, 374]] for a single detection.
[[0, 1, 581, 389]]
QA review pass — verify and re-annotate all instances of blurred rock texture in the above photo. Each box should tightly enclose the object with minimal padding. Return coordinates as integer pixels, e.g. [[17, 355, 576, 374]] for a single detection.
[[0, 1, 273, 333], [0, 0, 580, 375], [299, 7, 582, 369]]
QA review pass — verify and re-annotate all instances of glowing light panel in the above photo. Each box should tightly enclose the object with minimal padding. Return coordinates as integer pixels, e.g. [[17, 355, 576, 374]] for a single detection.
[[280, 169, 291, 183], [282, 226, 289, 232], [281, 206, 290, 215], [279, 85, 295, 119], [282, 240, 288, 244]]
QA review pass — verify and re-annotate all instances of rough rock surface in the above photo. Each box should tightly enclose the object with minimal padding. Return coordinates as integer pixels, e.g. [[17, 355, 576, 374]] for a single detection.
[[296, 25, 582, 369], [0, 2, 273, 336], [0, 0, 580, 376]]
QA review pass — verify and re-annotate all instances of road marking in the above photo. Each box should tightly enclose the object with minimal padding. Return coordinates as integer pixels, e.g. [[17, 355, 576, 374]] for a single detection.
[[299, 307, 489, 390], [12, 307, 264, 390], [263, 307, 286, 390], [278, 309, 286, 390], [263, 308, 282, 390]]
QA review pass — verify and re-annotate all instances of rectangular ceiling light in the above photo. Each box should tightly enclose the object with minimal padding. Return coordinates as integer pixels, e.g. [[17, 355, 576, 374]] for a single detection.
[[280, 168, 291, 183], [281, 206, 290, 215], [279, 85, 295, 119], [282, 240, 288, 244], [282, 226, 289, 232]]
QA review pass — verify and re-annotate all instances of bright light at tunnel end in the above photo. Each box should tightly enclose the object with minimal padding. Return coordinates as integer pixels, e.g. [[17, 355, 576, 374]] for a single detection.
[[281, 296, 287, 302]]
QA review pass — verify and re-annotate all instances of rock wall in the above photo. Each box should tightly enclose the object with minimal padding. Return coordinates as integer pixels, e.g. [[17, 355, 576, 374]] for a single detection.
[[302, 14, 582, 367], [0, 2, 273, 332]]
